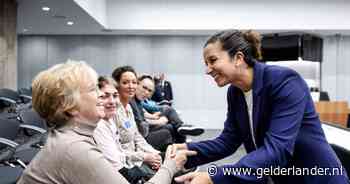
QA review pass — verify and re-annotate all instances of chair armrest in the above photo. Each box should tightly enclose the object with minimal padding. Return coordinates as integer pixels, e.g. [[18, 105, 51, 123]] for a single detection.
[[19, 124, 46, 134], [19, 94, 32, 100], [0, 138, 18, 162], [0, 138, 18, 148], [0, 97, 16, 104], [0, 138, 28, 168]]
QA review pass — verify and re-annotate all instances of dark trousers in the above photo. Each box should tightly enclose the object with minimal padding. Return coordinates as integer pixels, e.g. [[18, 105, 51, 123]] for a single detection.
[[160, 106, 183, 129], [146, 127, 173, 152], [160, 106, 186, 143]]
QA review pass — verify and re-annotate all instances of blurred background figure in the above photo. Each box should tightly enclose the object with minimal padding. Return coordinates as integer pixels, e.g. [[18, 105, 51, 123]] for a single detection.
[[152, 73, 173, 106]]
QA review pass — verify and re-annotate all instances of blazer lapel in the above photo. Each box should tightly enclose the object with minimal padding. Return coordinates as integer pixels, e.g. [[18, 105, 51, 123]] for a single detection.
[[253, 93, 261, 139], [252, 62, 265, 146], [234, 90, 250, 138]]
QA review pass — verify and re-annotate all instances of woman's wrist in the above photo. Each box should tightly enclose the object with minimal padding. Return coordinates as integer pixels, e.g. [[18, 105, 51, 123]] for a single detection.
[[161, 159, 177, 177]]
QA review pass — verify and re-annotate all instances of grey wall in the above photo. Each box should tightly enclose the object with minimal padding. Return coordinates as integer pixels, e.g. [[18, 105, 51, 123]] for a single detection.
[[18, 34, 350, 129], [322, 35, 350, 103], [0, 0, 17, 89], [18, 35, 228, 129]]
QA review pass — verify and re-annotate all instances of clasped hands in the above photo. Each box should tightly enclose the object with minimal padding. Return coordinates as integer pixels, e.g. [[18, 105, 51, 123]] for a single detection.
[[168, 143, 214, 184]]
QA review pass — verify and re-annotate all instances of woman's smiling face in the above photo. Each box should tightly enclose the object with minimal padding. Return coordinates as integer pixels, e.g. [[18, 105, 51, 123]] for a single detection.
[[203, 41, 238, 87]]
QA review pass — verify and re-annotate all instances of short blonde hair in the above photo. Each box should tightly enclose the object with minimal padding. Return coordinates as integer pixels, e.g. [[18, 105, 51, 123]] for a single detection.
[[32, 60, 98, 128]]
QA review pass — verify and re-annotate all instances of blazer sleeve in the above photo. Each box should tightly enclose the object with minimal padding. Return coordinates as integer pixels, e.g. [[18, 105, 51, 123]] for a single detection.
[[211, 76, 308, 184], [185, 86, 243, 168]]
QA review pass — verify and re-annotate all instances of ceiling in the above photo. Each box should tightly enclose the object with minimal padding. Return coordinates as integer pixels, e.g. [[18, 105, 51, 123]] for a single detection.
[[16, 0, 350, 37], [17, 0, 105, 35]]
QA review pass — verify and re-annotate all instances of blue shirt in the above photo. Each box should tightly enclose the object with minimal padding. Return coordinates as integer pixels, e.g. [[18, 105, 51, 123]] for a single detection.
[[141, 99, 161, 113]]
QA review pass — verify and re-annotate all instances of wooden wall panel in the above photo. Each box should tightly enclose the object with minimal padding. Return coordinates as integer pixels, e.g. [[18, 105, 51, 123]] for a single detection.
[[315, 101, 348, 127]]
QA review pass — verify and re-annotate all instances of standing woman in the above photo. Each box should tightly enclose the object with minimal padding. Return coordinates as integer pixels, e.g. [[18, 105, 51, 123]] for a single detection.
[[174, 30, 348, 184]]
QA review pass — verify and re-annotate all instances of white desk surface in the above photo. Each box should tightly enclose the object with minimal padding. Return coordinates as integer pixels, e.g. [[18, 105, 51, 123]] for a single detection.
[[322, 123, 350, 150]]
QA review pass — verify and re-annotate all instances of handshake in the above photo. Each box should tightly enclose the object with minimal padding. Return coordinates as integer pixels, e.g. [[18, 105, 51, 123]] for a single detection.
[[164, 144, 213, 184]]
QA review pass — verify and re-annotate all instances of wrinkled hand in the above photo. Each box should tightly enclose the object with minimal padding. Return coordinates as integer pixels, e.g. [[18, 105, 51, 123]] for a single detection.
[[175, 172, 213, 184], [144, 153, 162, 170], [165, 145, 197, 171], [151, 154, 162, 170]]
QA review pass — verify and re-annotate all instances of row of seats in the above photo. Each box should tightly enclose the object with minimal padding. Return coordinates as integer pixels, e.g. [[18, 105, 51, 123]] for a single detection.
[[0, 87, 47, 184]]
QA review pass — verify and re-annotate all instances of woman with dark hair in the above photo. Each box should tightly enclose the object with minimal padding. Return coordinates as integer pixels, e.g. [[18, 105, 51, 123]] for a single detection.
[[173, 30, 348, 184], [112, 66, 175, 152]]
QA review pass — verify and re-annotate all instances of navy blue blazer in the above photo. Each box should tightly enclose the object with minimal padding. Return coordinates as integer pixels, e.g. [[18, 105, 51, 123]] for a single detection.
[[186, 62, 349, 184]]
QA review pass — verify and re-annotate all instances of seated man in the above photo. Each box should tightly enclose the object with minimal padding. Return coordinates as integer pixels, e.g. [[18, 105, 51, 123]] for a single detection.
[[131, 75, 204, 143], [140, 76, 204, 136], [151, 73, 173, 106], [141, 98, 162, 114]]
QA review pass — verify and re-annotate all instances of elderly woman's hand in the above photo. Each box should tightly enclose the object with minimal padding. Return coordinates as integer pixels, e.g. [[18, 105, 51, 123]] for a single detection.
[[165, 145, 197, 171], [144, 153, 162, 170]]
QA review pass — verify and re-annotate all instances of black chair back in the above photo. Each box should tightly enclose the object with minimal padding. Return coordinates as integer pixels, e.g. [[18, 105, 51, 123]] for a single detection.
[[0, 166, 23, 184], [0, 89, 21, 103], [18, 88, 32, 97], [0, 118, 20, 150], [20, 109, 47, 132], [331, 144, 350, 175]]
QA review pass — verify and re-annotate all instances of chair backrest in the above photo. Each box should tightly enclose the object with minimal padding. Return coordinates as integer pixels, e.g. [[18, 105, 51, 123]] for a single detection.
[[0, 89, 22, 111], [18, 88, 32, 104], [320, 91, 330, 101], [0, 118, 20, 150], [0, 112, 18, 120], [0, 166, 23, 184], [0, 89, 21, 103], [331, 144, 350, 175], [18, 88, 32, 97], [20, 109, 47, 132]]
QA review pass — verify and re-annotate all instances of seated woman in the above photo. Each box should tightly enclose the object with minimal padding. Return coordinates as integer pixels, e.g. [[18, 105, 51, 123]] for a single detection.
[[17, 60, 196, 184], [112, 66, 174, 152], [94, 76, 161, 183]]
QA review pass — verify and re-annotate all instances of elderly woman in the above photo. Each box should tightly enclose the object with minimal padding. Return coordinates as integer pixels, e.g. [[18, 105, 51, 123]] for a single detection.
[[17, 60, 196, 184], [94, 76, 161, 183]]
